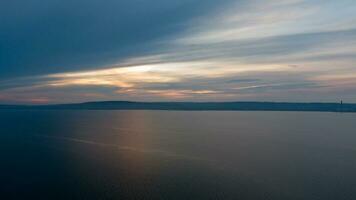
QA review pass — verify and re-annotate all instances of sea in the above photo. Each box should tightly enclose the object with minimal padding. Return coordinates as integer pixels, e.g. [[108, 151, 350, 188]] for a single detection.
[[1, 110, 356, 199]]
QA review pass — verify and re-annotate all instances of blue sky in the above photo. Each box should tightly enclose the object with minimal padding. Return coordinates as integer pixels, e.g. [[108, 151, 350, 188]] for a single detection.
[[1, 0, 356, 104]]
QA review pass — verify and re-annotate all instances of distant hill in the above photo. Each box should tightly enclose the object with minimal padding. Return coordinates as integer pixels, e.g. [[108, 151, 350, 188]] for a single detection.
[[1, 101, 356, 112]]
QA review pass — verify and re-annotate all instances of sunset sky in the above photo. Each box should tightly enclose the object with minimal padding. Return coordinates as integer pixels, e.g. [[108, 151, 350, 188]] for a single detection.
[[1, 0, 356, 104]]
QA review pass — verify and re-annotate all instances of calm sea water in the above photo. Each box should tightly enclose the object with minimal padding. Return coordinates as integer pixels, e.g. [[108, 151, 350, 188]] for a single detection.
[[1, 110, 356, 199]]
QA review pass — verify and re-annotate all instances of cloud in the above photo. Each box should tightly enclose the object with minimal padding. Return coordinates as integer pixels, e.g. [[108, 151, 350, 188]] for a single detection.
[[0, 0, 236, 79], [1, 0, 356, 103]]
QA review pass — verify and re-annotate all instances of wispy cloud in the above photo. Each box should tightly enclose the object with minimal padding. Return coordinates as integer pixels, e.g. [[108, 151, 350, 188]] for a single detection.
[[1, 0, 356, 103]]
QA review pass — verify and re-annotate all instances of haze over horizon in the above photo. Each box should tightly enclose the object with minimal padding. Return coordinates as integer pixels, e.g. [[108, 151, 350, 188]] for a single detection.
[[1, 0, 356, 104]]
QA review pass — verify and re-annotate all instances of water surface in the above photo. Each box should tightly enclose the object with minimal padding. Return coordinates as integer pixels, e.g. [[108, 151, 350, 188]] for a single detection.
[[1, 110, 356, 199]]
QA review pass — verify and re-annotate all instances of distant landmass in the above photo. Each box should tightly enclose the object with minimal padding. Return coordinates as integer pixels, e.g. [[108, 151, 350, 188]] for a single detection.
[[0, 101, 356, 112]]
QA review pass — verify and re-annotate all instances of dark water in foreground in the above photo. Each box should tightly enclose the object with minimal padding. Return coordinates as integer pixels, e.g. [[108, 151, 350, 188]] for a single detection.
[[1, 110, 356, 200]]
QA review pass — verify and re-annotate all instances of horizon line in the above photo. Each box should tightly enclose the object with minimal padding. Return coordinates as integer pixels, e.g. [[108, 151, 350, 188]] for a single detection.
[[0, 100, 353, 107]]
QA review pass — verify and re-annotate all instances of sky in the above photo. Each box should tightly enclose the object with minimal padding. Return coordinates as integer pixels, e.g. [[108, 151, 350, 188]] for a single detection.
[[1, 0, 356, 104]]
